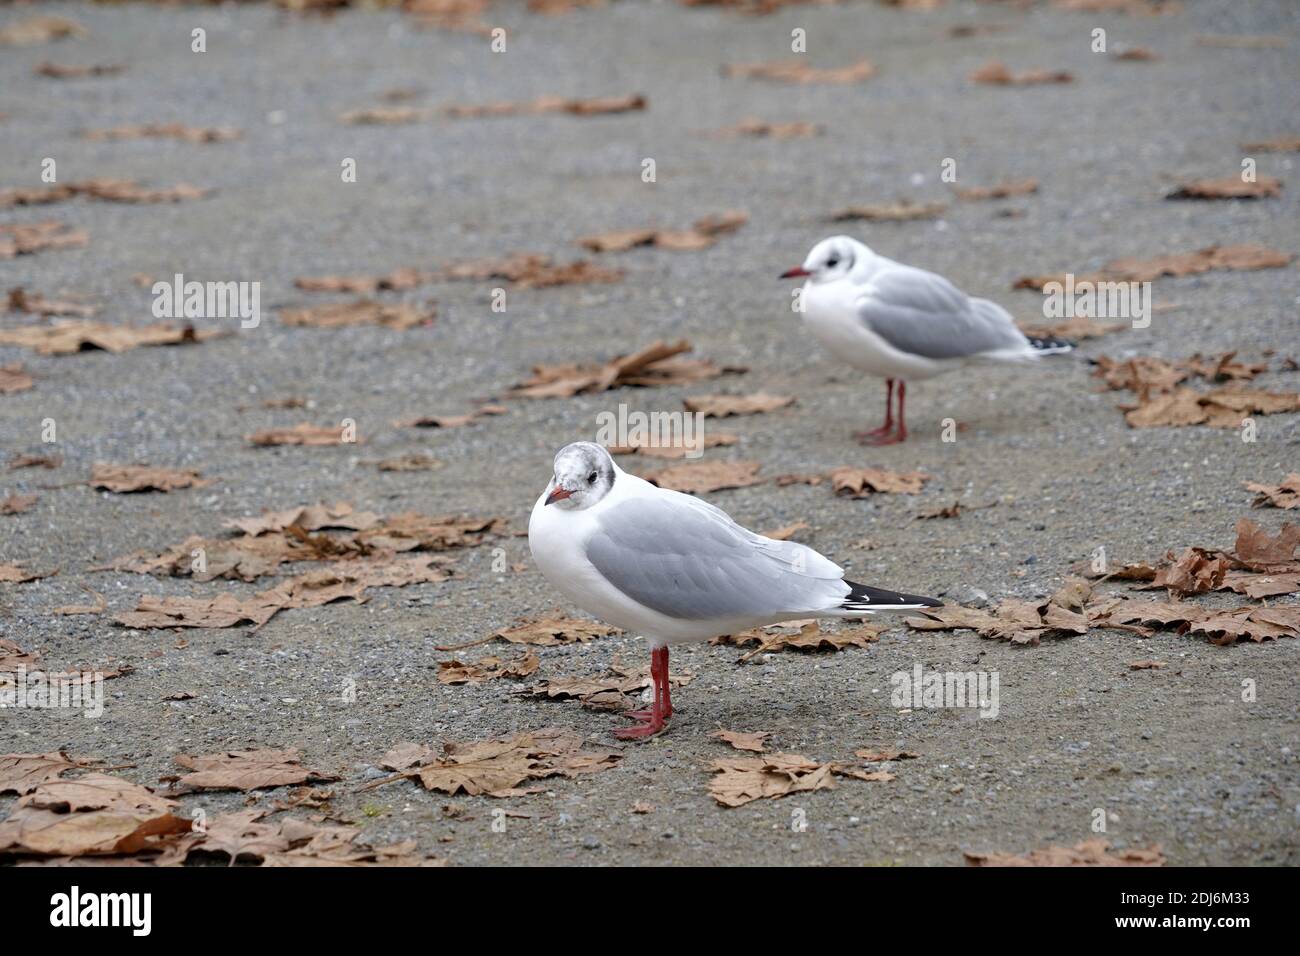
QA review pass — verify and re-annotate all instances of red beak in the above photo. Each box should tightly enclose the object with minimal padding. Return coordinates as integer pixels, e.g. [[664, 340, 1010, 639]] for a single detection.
[[780, 267, 811, 279], [545, 487, 573, 506]]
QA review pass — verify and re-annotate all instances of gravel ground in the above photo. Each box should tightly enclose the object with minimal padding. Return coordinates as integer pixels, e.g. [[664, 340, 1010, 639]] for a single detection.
[[1, 0, 1298, 866]]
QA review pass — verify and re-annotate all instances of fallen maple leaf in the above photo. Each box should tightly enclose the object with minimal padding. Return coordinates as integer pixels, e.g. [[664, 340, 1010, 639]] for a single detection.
[[0, 639, 41, 673], [965, 838, 1165, 867], [1120, 386, 1299, 429], [394, 404, 506, 428], [955, 178, 1039, 200], [1128, 660, 1166, 670], [1240, 137, 1300, 152], [529, 662, 693, 711], [711, 729, 770, 752], [608, 430, 738, 459], [0, 320, 220, 355], [489, 616, 621, 647], [0, 16, 85, 46], [831, 466, 930, 496], [578, 210, 747, 252], [340, 105, 430, 125], [828, 200, 947, 222], [89, 463, 211, 493], [280, 299, 435, 330], [82, 123, 240, 142], [247, 422, 359, 446], [1019, 316, 1125, 341], [510, 340, 740, 399], [1, 493, 38, 515], [0, 752, 97, 795], [970, 61, 1073, 85], [0, 563, 53, 584], [443, 93, 646, 118], [0, 363, 34, 394], [709, 751, 893, 807], [172, 749, 340, 792], [437, 650, 539, 685], [1246, 474, 1300, 510], [8, 286, 96, 317], [0, 178, 210, 206], [639, 459, 764, 494], [1014, 243, 1292, 290], [0, 221, 89, 258], [8, 452, 62, 469], [855, 748, 920, 762], [716, 620, 881, 660], [293, 267, 432, 293], [368, 727, 622, 798], [683, 392, 794, 417], [724, 59, 876, 84], [1167, 175, 1282, 200]]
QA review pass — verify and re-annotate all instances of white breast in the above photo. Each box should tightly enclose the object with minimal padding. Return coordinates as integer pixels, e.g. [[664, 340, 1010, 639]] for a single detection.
[[801, 281, 945, 381]]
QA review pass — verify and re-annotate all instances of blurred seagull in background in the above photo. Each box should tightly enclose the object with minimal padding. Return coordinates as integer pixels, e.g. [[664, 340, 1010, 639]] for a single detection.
[[528, 441, 941, 740], [781, 235, 1073, 445]]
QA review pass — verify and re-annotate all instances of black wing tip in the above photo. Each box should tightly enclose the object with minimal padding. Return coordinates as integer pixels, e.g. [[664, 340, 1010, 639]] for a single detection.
[[842, 580, 943, 610], [1025, 334, 1076, 354]]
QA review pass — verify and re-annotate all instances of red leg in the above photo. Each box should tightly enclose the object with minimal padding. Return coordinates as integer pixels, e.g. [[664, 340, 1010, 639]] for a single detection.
[[613, 649, 667, 740], [854, 379, 894, 443], [659, 647, 672, 718], [860, 380, 908, 445]]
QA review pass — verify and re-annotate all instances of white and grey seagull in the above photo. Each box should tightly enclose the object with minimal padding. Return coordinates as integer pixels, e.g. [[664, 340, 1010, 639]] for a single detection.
[[528, 441, 941, 740], [781, 235, 1073, 445]]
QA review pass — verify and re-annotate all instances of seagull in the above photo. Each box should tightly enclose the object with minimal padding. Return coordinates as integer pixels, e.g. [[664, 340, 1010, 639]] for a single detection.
[[781, 235, 1073, 445], [528, 441, 941, 740]]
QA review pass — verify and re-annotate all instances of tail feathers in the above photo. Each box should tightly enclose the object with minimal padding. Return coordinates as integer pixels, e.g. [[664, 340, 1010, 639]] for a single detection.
[[838, 580, 942, 614], [1024, 333, 1075, 356]]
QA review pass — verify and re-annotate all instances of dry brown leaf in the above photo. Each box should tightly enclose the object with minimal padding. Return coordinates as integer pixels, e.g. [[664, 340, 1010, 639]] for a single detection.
[[0, 320, 219, 355], [490, 616, 621, 647], [89, 464, 211, 494], [716, 620, 881, 659], [709, 751, 892, 807], [172, 749, 340, 792], [608, 431, 738, 459], [1233, 518, 1299, 569], [711, 729, 770, 753], [906, 581, 1094, 646], [369, 727, 622, 798], [438, 252, 623, 288], [8, 286, 96, 317], [683, 392, 794, 417], [724, 59, 875, 84], [371, 453, 442, 472], [444, 93, 646, 118], [1, 493, 37, 515], [712, 119, 822, 139], [0, 639, 41, 673], [955, 178, 1039, 200], [1120, 386, 1300, 429], [1128, 660, 1166, 670], [763, 521, 809, 541], [1167, 176, 1282, 200], [1054, 0, 1179, 13], [0, 753, 97, 795], [1018, 316, 1125, 341], [511, 340, 740, 399], [280, 299, 435, 330], [831, 466, 930, 496], [970, 61, 1073, 85], [0, 363, 34, 394], [247, 422, 358, 447], [0, 178, 209, 206], [1114, 47, 1159, 61], [640, 459, 764, 494], [437, 650, 539, 685], [9, 452, 62, 470], [0, 563, 53, 584], [1240, 137, 1300, 152], [226, 501, 381, 537], [395, 404, 506, 429], [340, 105, 430, 125], [293, 267, 432, 293], [578, 210, 747, 253], [112, 554, 455, 630], [855, 748, 920, 761], [0, 221, 89, 258], [828, 201, 947, 222], [1014, 243, 1292, 290], [529, 662, 693, 711], [82, 123, 240, 142], [52, 591, 107, 616], [1246, 474, 1300, 510], [965, 838, 1165, 867], [0, 16, 86, 46]]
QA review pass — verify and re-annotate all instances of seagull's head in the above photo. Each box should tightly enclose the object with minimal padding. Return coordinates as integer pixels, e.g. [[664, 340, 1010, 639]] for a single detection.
[[780, 235, 865, 283], [543, 441, 616, 511]]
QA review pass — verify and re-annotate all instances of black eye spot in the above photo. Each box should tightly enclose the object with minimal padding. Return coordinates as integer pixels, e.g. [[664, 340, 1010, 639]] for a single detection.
[[826, 257, 839, 268], [587, 471, 598, 483]]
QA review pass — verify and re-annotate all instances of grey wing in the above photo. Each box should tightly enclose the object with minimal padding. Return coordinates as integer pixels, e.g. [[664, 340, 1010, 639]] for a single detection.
[[858, 265, 1028, 360], [585, 495, 849, 620]]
